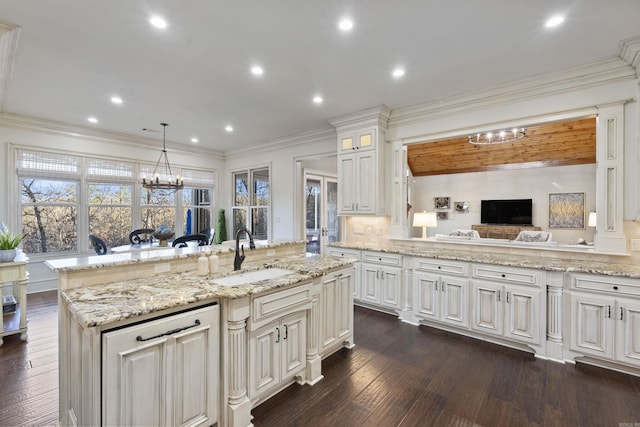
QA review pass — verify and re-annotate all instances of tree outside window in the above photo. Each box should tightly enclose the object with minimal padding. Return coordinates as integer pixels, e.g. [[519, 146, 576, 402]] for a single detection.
[[232, 167, 269, 240], [88, 184, 132, 248]]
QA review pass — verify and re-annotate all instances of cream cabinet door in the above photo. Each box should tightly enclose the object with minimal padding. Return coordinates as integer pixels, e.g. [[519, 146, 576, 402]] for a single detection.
[[504, 286, 541, 345], [413, 271, 439, 320], [570, 293, 615, 360], [338, 155, 356, 213], [615, 298, 640, 366], [380, 265, 402, 310], [281, 312, 307, 381], [355, 151, 376, 214], [440, 277, 469, 329], [361, 263, 381, 305], [102, 304, 219, 427], [471, 281, 503, 337]]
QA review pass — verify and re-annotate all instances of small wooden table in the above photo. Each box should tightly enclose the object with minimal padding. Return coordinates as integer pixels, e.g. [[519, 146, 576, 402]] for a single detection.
[[0, 261, 28, 346]]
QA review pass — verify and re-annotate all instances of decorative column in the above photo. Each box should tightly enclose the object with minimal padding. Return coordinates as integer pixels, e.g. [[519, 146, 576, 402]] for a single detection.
[[305, 288, 323, 385], [546, 272, 564, 361], [226, 297, 252, 427], [594, 102, 627, 253]]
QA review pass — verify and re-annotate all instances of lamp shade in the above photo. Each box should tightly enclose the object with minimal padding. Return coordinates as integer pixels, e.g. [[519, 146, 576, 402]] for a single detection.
[[413, 212, 438, 228], [588, 211, 597, 227]]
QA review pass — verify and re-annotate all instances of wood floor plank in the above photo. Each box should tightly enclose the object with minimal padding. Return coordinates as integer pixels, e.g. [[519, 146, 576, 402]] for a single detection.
[[3, 293, 640, 427]]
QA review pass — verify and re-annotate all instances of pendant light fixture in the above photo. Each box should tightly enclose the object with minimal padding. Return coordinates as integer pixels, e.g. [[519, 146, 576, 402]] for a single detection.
[[142, 123, 184, 190]]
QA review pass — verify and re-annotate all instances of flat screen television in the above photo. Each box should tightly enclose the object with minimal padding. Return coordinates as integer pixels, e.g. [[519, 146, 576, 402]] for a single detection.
[[481, 199, 533, 225]]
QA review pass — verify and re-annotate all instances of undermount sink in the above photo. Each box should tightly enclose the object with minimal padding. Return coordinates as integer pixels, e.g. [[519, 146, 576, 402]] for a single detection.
[[212, 268, 294, 286]]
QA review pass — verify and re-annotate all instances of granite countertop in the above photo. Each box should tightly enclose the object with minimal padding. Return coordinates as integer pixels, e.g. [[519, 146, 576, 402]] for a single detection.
[[45, 240, 304, 272], [61, 254, 354, 328], [330, 242, 640, 278]]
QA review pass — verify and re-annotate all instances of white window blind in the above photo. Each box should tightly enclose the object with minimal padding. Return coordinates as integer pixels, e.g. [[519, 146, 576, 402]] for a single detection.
[[16, 149, 81, 179], [86, 157, 135, 182], [181, 168, 216, 187]]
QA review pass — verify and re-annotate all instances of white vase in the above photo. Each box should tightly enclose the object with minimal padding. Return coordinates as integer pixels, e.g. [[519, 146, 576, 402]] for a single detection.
[[0, 249, 16, 262]]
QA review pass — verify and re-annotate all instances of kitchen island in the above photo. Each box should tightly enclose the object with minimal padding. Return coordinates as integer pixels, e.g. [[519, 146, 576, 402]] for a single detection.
[[47, 241, 356, 427]]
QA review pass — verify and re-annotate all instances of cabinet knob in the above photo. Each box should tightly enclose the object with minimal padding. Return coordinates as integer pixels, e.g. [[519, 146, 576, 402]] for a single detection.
[[438, 266, 441, 269], [613, 286, 619, 290], [501, 274, 506, 278]]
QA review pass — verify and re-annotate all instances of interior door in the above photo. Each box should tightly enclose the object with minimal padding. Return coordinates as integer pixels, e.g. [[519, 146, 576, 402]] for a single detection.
[[304, 174, 338, 255]]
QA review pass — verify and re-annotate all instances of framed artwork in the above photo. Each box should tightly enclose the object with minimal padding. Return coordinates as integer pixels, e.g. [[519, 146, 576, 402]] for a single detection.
[[437, 211, 449, 220], [454, 201, 469, 213], [549, 192, 585, 229], [434, 197, 450, 210]]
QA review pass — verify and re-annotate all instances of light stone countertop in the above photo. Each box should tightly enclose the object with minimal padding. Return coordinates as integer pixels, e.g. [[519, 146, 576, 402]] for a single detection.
[[60, 254, 355, 328], [330, 242, 640, 278], [45, 240, 303, 272]]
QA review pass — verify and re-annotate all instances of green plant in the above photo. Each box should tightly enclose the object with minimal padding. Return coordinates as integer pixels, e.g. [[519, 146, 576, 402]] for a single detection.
[[0, 230, 23, 250], [215, 209, 227, 244]]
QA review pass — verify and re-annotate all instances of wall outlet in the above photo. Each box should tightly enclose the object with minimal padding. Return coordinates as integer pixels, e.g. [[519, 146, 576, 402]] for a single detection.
[[631, 239, 640, 251], [154, 263, 171, 273]]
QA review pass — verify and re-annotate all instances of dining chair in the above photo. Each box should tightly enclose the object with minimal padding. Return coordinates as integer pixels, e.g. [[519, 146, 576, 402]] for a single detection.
[[172, 233, 209, 248], [199, 228, 215, 245], [129, 228, 155, 244], [89, 234, 108, 255]]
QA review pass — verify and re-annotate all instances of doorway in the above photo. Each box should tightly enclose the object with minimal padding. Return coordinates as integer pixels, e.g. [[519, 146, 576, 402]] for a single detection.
[[304, 173, 338, 255]]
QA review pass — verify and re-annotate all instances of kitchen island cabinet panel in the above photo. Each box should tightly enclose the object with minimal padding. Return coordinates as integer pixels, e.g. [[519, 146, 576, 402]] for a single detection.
[[102, 303, 219, 427]]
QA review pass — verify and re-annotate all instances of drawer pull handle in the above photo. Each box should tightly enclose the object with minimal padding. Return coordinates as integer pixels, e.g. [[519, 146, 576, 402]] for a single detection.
[[497, 290, 501, 302], [501, 274, 506, 278], [620, 307, 624, 321], [607, 305, 611, 318], [613, 286, 619, 290], [438, 266, 441, 269], [275, 327, 280, 343], [136, 319, 201, 342], [284, 324, 288, 340]]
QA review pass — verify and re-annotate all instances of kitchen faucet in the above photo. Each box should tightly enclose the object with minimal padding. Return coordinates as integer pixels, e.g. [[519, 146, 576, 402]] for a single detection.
[[234, 228, 256, 270]]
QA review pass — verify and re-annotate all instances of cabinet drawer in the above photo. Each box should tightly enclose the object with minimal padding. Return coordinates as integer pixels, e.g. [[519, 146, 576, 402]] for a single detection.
[[472, 264, 541, 287], [571, 274, 640, 297], [361, 251, 402, 266], [328, 248, 361, 261], [413, 258, 468, 277], [251, 282, 312, 328]]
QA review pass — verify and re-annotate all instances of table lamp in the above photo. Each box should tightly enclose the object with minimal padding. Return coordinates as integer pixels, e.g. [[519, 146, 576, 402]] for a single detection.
[[413, 211, 438, 239]]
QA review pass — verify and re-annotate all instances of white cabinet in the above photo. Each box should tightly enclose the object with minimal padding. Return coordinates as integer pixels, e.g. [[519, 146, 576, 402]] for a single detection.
[[336, 125, 388, 215], [327, 247, 361, 300], [102, 303, 219, 427], [569, 274, 640, 368], [471, 264, 543, 346], [249, 311, 306, 401], [411, 258, 469, 329], [319, 266, 354, 356], [360, 251, 402, 311]]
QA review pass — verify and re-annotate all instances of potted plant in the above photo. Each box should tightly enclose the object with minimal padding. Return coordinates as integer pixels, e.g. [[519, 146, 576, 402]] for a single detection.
[[0, 229, 23, 262]]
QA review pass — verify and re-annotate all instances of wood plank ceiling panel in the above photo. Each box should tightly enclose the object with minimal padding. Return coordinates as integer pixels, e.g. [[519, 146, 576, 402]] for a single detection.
[[407, 117, 596, 176]]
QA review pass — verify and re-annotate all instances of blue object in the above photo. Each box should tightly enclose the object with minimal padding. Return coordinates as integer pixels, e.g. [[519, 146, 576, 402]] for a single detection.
[[185, 209, 192, 235]]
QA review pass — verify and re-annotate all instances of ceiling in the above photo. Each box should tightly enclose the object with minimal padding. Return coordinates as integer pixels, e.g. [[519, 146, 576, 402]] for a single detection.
[[0, 1, 639, 155]]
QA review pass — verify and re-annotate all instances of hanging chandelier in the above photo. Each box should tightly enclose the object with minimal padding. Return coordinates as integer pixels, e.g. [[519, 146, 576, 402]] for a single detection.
[[142, 123, 184, 190], [468, 128, 526, 145]]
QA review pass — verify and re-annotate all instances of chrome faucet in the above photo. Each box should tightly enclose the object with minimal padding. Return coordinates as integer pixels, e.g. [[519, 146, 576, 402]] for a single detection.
[[234, 228, 256, 270]]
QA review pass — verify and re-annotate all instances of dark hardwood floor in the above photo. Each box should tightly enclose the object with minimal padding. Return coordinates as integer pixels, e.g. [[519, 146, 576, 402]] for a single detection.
[[2, 292, 640, 426]]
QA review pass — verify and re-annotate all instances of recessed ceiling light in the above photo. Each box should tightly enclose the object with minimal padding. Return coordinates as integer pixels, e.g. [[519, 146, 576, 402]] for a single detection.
[[338, 18, 354, 32], [313, 95, 323, 104], [392, 68, 405, 78], [149, 15, 168, 29], [87, 117, 98, 124], [110, 96, 123, 105], [251, 65, 264, 76], [545, 15, 565, 28], [225, 125, 234, 132], [191, 137, 199, 143]]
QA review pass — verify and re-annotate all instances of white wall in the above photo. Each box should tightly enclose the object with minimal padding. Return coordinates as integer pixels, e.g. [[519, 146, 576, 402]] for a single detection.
[[0, 120, 225, 292], [410, 164, 596, 244]]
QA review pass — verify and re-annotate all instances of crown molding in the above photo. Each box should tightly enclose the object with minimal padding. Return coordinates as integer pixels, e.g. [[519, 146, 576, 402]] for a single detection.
[[0, 20, 20, 113], [224, 126, 336, 160], [389, 57, 636, 128], [618, 35, 640, 78], [0, 112, 224, 160], [328, 104, 391, 131]]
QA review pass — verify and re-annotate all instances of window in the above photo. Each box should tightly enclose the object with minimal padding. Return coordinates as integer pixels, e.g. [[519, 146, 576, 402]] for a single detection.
[[16, 148, 216, 256], [232, 167, 270, 240]]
